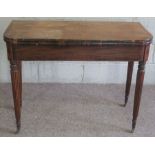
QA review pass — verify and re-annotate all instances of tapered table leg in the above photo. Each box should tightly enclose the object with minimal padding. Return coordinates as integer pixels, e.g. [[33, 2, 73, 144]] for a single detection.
[[124, 61, 134, 106], [10, 61, 22, 133], [19, 62, 22, 107], [132, 61, 145, 133]]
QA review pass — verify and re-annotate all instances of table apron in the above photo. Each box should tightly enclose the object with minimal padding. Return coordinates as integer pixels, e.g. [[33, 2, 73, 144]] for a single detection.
[[13, 45, 145, 61]]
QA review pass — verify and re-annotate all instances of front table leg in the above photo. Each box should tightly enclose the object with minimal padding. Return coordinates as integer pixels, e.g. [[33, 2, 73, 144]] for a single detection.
[[132, 61, 145, 132], [10, 61, 22, 133]]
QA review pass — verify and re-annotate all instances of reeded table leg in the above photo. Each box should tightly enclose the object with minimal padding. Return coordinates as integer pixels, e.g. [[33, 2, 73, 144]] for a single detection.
[[10, 61, 22, 133], [124, 61, 134, 106], [132, 61, 145, 133]]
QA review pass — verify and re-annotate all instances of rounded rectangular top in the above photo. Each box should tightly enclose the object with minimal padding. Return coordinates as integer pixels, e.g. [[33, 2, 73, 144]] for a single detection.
[[4, 20, 153, 45]]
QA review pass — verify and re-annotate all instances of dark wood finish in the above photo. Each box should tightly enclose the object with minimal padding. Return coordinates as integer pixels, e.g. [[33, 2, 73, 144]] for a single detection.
[[3, 21, 153, 133], [132, 61, 145, 132], [6, 42, 22, 133], [124, 61, 134, 106], [14, 45, 144, 61], [10, 61, 22, 133]]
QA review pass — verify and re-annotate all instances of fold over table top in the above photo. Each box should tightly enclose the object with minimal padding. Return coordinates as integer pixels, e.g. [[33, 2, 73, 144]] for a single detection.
[[4, 21, 153, 45]]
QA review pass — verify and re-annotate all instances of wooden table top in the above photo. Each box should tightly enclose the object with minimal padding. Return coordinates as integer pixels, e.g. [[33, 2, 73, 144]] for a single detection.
[[4, 20, 153, 45]]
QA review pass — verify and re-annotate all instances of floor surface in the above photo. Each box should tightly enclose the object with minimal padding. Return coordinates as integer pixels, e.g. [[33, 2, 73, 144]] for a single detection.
[[0, 84, 155, 137]]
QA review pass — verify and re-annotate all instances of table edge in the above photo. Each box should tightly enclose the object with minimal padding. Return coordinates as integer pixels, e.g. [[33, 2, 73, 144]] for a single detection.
[[3, 20, 153, 46]]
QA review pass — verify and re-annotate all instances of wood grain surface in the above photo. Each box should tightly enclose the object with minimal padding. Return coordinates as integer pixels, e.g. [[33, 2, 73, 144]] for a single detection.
[[4, 21, 153, 45]]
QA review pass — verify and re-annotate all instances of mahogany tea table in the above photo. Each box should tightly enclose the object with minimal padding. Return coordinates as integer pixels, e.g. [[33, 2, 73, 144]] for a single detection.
[[3, 21, 153, 133]]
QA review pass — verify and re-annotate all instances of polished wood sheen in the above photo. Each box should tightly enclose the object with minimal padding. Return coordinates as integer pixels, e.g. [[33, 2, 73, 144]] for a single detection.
[[4, 20, 153, 133]]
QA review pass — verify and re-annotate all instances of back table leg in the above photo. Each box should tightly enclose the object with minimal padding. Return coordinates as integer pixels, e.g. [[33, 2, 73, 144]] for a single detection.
[[10, 61, 22, 133], [124, 61, 134, 106], [19, 62, 22, 107]]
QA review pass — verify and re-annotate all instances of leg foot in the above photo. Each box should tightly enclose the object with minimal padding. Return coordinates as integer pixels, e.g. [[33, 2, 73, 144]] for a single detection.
[[124, 96, 128, 107], [131, 120, 136, 133], [15, 121, 21, 134]]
